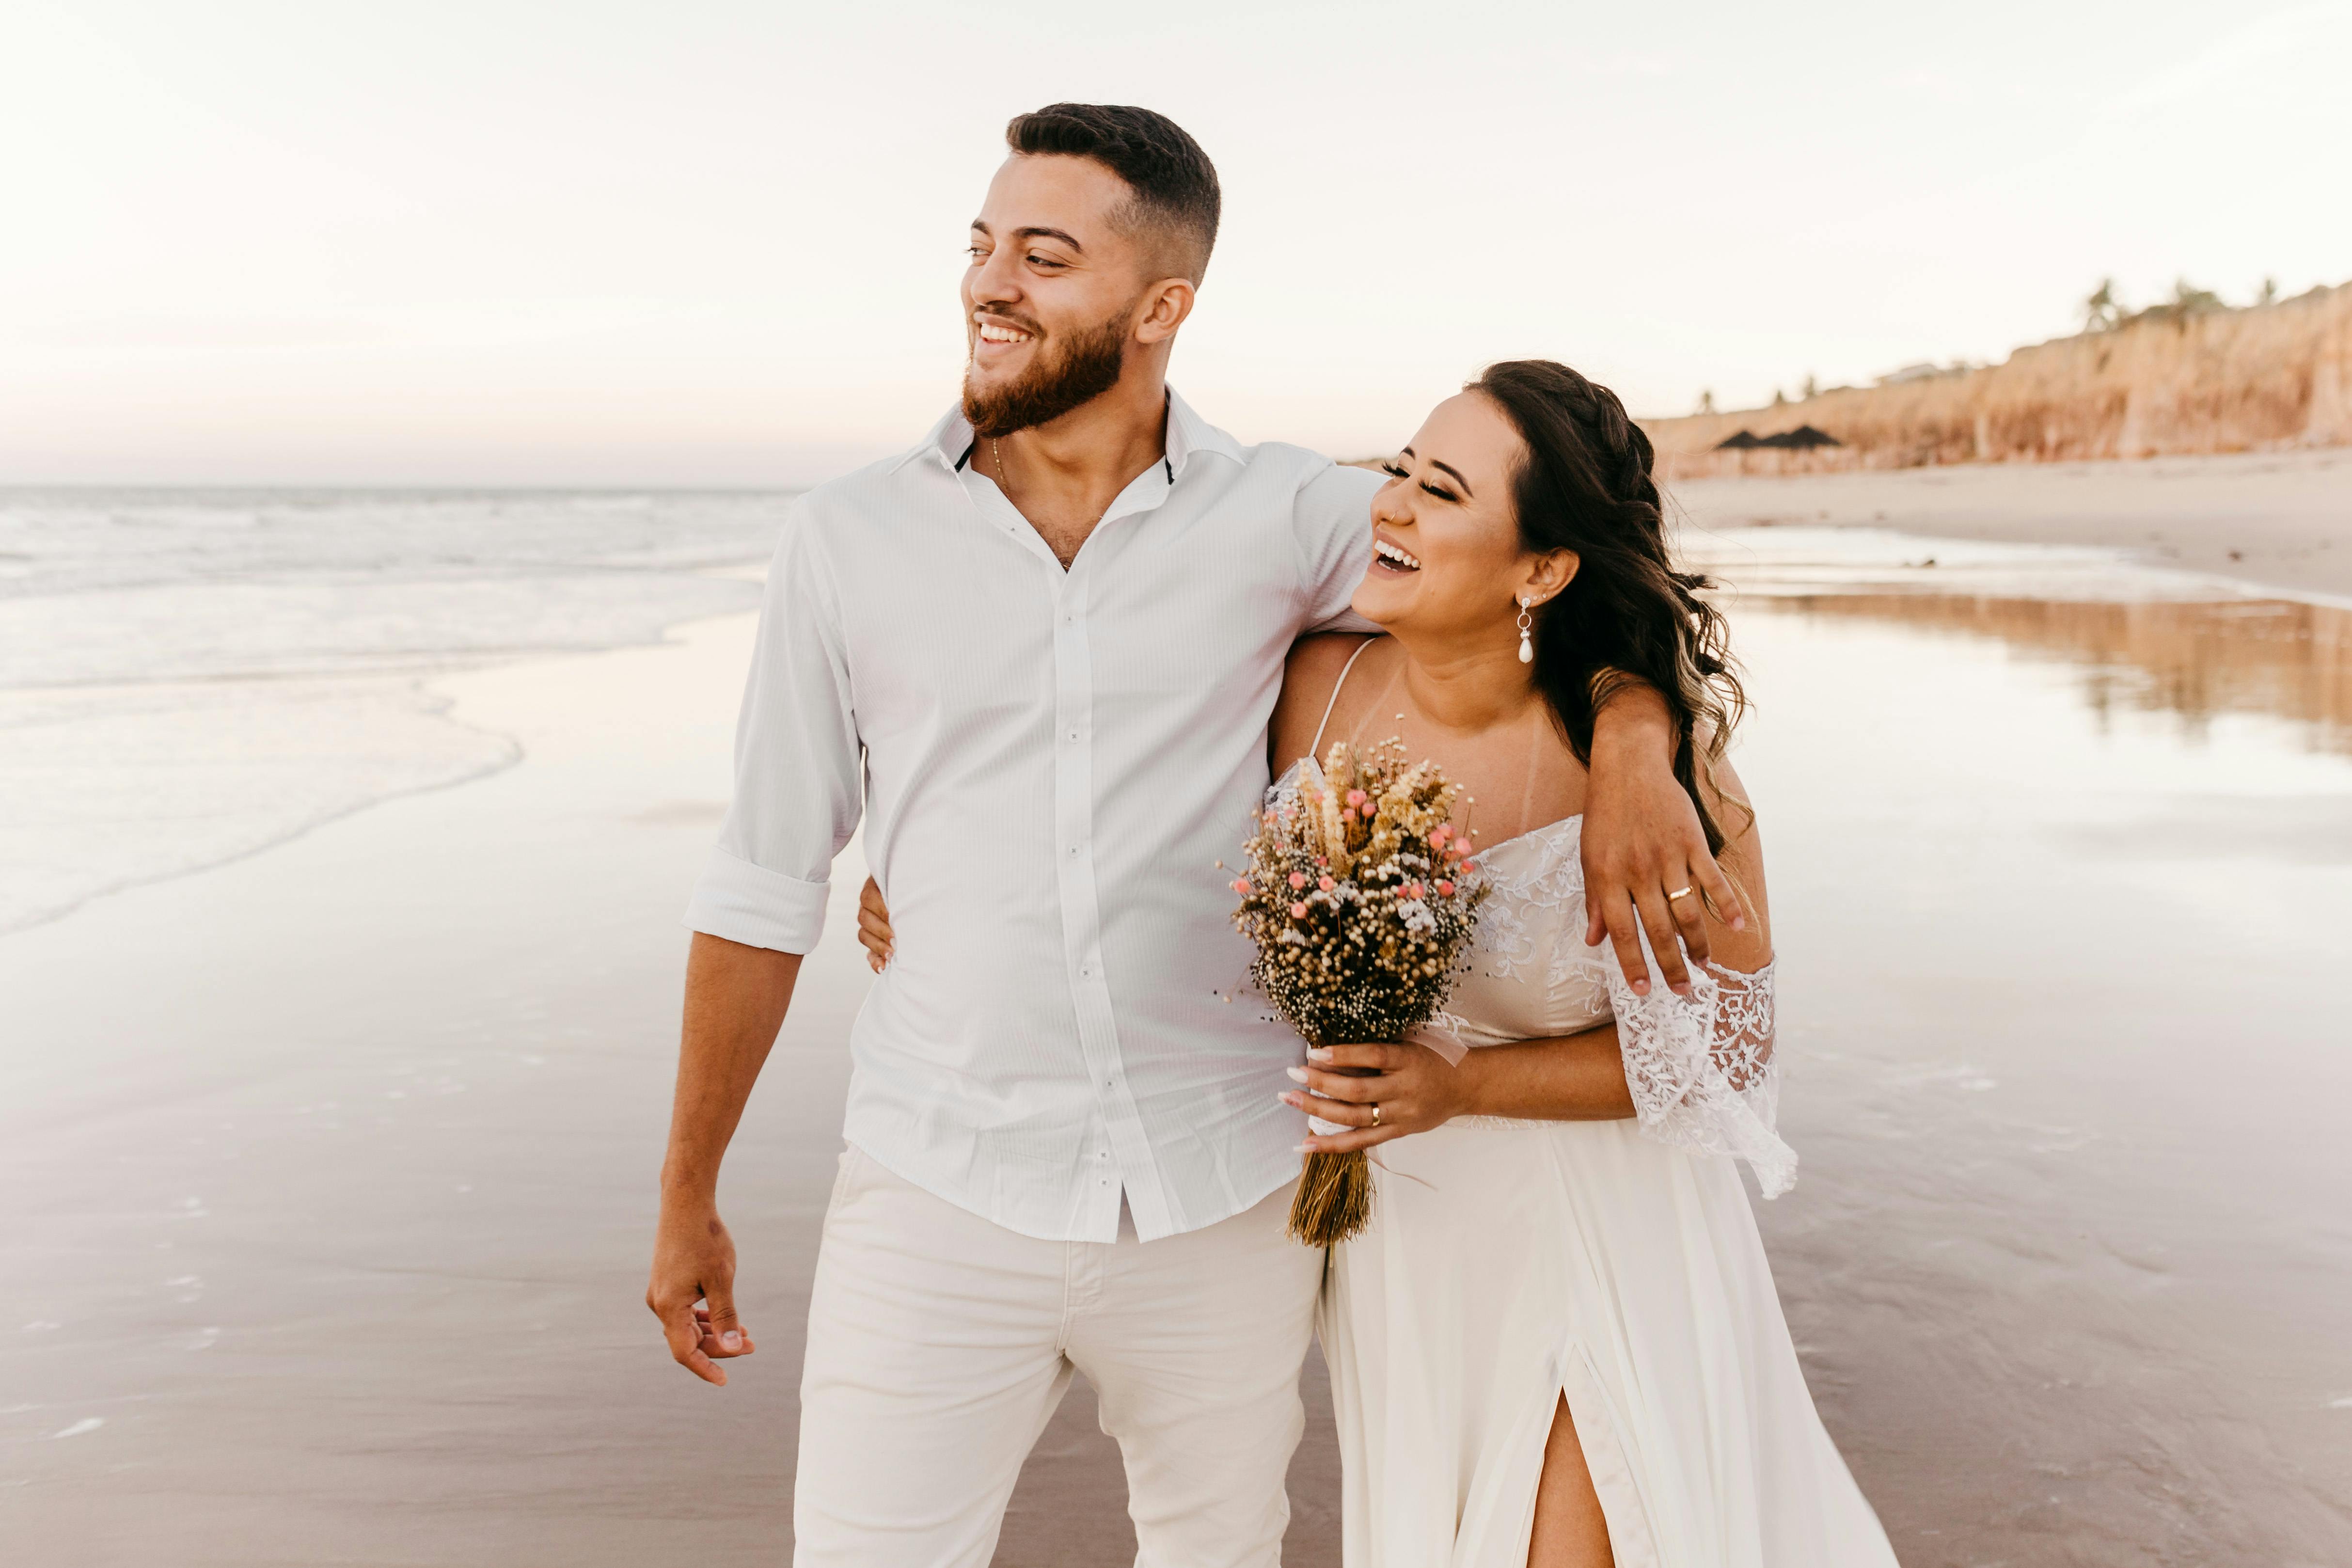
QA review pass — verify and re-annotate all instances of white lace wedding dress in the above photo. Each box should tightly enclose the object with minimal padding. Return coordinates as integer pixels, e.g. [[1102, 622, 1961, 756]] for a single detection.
[[1307, 789, 1900, 1566]]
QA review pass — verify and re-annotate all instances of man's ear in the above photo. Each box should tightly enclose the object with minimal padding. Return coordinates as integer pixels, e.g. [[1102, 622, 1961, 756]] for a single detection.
[[1133, 278, 1196, 345]]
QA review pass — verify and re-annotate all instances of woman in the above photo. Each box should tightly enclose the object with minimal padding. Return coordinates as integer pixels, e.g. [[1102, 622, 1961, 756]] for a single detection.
[[1272, 361, 1895, 1565]]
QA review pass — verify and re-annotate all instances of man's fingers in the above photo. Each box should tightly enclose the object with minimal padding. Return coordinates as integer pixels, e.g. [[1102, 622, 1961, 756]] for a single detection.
[[1633, 885, 1693, 994], [1666, 869, 1714, 970], [701, 1283, 750, 1358], [691, 1303, 756, 1359], [1696, 851, 1743, 931], [1599, 894, 1651, 995], [655, 1297, 727, 1385]]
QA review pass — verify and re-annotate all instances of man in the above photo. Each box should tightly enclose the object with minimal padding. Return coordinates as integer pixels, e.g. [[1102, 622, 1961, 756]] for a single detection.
[[647, 103, 1727, 1565]]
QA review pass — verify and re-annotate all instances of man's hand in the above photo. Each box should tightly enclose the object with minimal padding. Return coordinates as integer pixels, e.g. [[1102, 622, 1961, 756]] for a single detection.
[[1279, 1043, 1472, 1155], [650, 933, 798, 1388], [1583, 689, 1739, 997], [647, 1196, 755, 1387], [856, 877, 893, 972]]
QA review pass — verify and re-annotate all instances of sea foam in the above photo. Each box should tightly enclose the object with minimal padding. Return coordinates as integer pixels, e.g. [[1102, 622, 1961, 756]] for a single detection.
[[0, 489, 784, 933]]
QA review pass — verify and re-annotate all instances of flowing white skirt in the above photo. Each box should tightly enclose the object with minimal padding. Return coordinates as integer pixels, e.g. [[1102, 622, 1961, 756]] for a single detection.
[[1319, 1118, 1898, 1567]]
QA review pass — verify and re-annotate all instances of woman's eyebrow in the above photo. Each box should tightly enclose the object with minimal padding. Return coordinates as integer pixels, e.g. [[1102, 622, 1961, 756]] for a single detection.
[[1428, 459, 1474, 497]]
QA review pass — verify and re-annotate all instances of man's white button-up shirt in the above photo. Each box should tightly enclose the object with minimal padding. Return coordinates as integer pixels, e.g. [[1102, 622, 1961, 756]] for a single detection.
[[685, 390, 1380, 1242]]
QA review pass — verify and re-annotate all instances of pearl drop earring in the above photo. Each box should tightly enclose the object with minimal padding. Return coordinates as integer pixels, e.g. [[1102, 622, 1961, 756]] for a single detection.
[[1515, 596, 1534, 664]]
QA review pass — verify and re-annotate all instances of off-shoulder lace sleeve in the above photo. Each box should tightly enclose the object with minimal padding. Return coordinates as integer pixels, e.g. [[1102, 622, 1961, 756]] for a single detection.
[[1605, 950, 1796, 1198]]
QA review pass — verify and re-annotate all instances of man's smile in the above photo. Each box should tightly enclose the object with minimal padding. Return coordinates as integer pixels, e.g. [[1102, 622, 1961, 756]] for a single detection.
[[972, 314, 1039, 363]]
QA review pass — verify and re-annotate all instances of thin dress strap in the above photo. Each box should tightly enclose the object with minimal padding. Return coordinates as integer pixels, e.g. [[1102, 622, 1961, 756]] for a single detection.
[[1309, 637, 1379, 760]]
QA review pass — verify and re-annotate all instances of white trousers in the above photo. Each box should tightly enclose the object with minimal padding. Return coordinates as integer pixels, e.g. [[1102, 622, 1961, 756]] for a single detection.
[[794, 1145, 1324, 1567]]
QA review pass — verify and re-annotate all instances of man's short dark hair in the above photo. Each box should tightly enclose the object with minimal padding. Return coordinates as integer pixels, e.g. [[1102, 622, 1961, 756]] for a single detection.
[[1005, 103, 1221, 284]]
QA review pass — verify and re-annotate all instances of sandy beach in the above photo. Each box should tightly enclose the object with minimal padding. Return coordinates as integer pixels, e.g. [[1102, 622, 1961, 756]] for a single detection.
[[7, 475, 2352, 1565], [0, 611, 1336, 1565], [1672, 446, 2352, 603]]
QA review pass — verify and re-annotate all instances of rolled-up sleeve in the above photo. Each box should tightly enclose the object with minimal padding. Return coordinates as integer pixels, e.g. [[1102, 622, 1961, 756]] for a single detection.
[[684, 503, 861, 953]]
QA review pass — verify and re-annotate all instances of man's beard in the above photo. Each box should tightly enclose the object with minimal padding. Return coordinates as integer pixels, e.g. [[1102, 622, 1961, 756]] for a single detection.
[[963, 308, 1131, 439]]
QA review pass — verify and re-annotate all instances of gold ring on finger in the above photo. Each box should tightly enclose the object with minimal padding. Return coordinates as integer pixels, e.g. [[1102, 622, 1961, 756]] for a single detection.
[[1666, 886, 1694, 901], [1370, 1102, 1382, 1127]]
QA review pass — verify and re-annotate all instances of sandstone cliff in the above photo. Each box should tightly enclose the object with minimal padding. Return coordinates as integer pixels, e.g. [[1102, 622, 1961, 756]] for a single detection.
[[1643, 281, 2352, 482]]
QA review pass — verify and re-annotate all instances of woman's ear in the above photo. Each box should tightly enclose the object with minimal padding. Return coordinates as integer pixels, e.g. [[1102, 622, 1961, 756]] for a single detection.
[[1521, 549, 1579, 606]]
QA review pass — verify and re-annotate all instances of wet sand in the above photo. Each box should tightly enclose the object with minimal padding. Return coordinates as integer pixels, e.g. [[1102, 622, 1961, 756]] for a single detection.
[[1673, 447, 2352, 602], [0, 615, 1328, 1565], [9, 530, 2352, 1564]]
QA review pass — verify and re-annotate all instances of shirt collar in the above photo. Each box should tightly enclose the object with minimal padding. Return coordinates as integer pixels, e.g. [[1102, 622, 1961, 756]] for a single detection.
[[898, 386, 1244, 479]]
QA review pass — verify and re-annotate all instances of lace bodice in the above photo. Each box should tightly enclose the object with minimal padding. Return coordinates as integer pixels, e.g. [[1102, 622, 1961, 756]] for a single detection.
[[1272, 760, 1797, 1198]]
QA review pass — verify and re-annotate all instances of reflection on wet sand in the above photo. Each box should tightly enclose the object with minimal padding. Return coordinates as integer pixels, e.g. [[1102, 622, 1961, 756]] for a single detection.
[[1759, 593, 2352, 754]]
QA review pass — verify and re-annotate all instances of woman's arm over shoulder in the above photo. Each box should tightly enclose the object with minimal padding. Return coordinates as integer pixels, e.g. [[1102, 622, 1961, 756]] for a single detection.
[[1268, 633, 1381, 775]]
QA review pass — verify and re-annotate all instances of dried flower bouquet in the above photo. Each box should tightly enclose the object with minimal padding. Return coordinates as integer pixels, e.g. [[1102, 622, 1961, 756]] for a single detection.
[[1231, 739, 1488, 1246]]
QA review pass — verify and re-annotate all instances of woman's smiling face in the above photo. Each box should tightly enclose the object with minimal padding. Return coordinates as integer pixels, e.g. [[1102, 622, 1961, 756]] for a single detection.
[[1352, 392, 1570, 641]]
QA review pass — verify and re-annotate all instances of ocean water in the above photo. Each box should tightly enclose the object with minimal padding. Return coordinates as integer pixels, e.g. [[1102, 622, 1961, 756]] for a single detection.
[[0, 490, 784, 933]]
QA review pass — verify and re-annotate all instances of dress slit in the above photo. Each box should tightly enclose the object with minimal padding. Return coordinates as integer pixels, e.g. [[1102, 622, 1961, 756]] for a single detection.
[[1556, 1341, 1660, 1568]]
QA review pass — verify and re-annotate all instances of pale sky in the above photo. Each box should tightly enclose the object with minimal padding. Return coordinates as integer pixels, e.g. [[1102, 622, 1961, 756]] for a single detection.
[[5, 0, 2349, 486]]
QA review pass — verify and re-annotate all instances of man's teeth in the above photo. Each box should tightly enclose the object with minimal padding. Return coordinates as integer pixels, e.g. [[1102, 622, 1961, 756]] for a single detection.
[[976, 321, 1033, 344], [1374, 539, 1421, 570]]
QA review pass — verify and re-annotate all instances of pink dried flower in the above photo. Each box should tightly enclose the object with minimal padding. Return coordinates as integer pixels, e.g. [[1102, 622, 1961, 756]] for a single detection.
[[1317, 875, 1335, 892], [1231, 877, 1251, 895], [1345, 789, 1367, 808], [1289, 901, 1310, 919], [1402, 881, 1424, 899], [1288, 871, 1308, 890], [1436, 879, 1455, 896]]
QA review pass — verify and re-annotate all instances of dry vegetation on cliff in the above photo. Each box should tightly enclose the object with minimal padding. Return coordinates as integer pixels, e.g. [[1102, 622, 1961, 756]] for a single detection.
[[1646, 280, 2352, 481]]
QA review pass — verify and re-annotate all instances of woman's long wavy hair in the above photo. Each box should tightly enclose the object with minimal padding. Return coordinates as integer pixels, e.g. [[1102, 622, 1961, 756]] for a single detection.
[[1469, 360, 1748, 856]]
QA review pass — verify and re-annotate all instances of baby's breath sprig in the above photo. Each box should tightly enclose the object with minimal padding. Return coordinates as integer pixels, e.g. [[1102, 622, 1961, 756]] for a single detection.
[[1230, 739, 1489, 1245]]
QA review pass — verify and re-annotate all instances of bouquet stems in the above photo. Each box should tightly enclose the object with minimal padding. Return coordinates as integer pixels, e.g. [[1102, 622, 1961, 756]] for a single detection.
[[1287, 1061, 1382, 1247], [1288, 1147, 1373, 1247]]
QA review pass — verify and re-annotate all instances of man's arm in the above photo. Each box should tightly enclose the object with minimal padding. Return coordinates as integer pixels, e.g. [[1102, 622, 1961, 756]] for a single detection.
[[647, 934, 802, 1386], [653, 500, 859, 1383], [1584, 685, 1740, 997]]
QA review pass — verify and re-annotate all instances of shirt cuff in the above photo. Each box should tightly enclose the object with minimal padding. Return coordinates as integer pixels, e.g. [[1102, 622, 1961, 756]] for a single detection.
[[683, 845, 828, 954]]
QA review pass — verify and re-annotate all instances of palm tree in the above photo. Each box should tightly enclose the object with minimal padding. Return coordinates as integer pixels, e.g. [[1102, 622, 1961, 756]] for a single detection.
[[2083, 278, 2122, 333]]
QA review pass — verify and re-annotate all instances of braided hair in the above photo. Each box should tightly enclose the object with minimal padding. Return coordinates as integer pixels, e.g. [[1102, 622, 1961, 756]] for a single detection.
[[1468, 360, 1748, 856]]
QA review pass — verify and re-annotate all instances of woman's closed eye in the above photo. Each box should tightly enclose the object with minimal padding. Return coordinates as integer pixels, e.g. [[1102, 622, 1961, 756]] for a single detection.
[[1379, 460, 1457, 503]]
